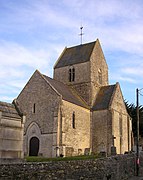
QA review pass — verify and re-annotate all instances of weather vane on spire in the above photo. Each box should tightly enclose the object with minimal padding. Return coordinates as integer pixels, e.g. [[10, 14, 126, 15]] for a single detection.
[[79, 26, 84, 45]]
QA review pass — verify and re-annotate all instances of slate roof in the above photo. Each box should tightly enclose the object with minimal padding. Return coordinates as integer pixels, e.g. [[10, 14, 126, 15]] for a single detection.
[[92, 84, 116, 111], [0, 101, 21, 119], [54, 41, 96, 68], [43, 75, 89, 109]]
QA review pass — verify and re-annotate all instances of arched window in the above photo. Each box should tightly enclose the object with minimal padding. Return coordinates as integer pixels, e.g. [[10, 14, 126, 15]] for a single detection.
[[98, 69, 102, 84], [72, 68, 75, 81], [72, 112, 75, 129], [33, 103, 36, 113], [119, 113, 122, 136], [69, 69, 72, 82], [69, 67, 75, 82]]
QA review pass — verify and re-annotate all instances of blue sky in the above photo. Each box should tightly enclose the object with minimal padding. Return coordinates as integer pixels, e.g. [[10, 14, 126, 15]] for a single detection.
[[0, 0, 143, 105]]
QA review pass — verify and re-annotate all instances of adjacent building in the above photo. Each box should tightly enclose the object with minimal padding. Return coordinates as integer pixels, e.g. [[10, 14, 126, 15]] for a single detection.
[[0, 101, 25, 160]]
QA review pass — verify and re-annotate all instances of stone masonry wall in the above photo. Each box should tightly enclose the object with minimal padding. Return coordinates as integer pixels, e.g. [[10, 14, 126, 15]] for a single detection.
[[0, 154, 135, 180], [90, 40, 108, 87], [53, 40, 109, 107], [17, 71, 61, 157], [111, 83, 132, 154], [92, 110, 112, 155], [90, 39, 109, 106], [54, 62, 92, 105], [54, 62, 90, 85], [61, 100, 90, 156], [17, 70, 61, 134]]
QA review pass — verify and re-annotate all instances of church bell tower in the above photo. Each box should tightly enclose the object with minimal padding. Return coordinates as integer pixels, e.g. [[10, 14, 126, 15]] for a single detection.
[[54, 39, 108, 107]]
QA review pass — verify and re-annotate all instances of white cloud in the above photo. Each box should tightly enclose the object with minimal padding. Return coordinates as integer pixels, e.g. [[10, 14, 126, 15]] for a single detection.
[[1, 0, 143, 103], [0, 96, 14, 102], [110, 73, 137, 84], [121, 67, 143, 76], [0, 40, 65, 72], [0, 41, 49, 68], [0, 40, 61, 102], [0, 0, 79, 33]]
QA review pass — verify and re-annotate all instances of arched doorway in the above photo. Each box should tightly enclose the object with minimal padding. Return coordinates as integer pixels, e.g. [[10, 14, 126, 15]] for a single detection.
[[29, 137, 39, 156]]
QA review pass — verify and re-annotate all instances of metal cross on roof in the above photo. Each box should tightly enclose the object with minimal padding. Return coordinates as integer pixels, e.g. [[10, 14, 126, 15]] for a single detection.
[[79, 26, 84, 45]]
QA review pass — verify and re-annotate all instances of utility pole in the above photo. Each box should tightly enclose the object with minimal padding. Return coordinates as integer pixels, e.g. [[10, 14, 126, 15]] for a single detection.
[[136, 88, 139, 176]]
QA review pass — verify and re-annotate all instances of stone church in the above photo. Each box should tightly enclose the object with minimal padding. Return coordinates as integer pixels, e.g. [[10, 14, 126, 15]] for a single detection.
[[17, 39, 132, 157]]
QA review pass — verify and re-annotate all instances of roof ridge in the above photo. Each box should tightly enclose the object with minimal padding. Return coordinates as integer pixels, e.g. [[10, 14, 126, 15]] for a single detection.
[[43, 74, 89, 109], [109, 82, 128, 114], [17, 69, 40, 100], [108, 83, 117, 109], [54, 47, 67, 69], [68, 86, 89, 109], [92, 84, 116, 111], [0, 101, 22, 119], [100, 84, 116, 88], [12, 99, 25, 117], [0, 101, 14, 107], [40, 73, 61, 97], [43, 74, 67, 85], [66, 41, 96, 49]]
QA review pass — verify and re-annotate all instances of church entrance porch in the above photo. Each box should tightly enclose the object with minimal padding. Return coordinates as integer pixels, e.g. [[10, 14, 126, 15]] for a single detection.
[[29, 137, 39, 156]]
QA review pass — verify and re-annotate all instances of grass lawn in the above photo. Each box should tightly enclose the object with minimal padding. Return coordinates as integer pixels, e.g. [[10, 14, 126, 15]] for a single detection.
[[25, 154, 101, 162]]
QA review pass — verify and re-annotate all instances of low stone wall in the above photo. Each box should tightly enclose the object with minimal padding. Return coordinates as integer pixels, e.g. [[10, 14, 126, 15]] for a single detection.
[[0, 158, 24, 164], [0, 154, 135, 180]]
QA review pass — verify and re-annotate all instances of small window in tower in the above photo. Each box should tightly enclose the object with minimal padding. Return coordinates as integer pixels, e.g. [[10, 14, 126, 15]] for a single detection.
[[69, 69, 72, 82], [33, 103, 36, 113], [72, 68, 75, 81], [98, 69, 102, 84], [69, 67, 75, 82], [72, 112, 75, 129]]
